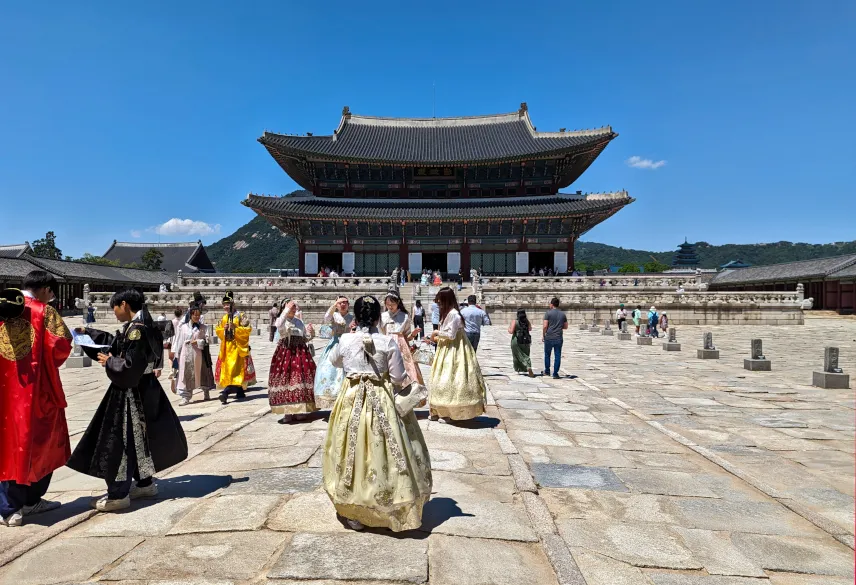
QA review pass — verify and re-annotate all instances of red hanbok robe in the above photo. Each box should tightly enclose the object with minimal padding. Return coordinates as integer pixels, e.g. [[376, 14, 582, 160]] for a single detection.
[[0, 297, 72, 484]]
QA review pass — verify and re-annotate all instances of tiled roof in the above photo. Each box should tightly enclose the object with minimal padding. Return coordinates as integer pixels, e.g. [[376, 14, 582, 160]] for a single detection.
[[712, 254, 856, 285], [0, 244, 32, 258], [102, 241, 215, 273], [0, 257, 47, 280], [259, 107, 615, 164], [21, 256, 176, 285], [830, 262, 856, 279], [244, 191, 633, 221]]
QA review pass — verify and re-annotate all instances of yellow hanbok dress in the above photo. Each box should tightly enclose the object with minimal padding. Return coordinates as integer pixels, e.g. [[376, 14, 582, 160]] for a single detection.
[[323, 330, 432, 531], [429, 311, 486, 420], [214, 312, 252, 389]]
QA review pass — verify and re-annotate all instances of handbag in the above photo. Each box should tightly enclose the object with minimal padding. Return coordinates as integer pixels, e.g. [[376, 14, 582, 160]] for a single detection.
[[244, 354, 257, 386], [394, 383, 429, 417], [318, 324, 333, 340], [413, 343, 435, 366]]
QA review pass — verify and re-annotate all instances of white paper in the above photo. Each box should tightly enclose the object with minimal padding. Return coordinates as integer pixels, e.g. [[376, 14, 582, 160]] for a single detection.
[[72, 330, 111, 349]]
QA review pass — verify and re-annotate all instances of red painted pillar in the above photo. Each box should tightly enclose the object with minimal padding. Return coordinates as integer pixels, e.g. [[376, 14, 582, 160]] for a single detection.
[[298, 241, 306, 276], [399, 223, 408, 273], [568, 236, 576, 271]]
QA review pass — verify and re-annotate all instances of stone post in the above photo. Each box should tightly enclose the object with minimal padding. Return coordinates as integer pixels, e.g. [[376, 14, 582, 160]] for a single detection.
[[744, 338, 771, 371], [578, 318, 588, 331], [796, 283, 805, 303], [617, 320, 631, 340], [812, 347, 851, 389], [663, 327, 681, 351], [589, 315, 600, 333], [697, 331, 720, 359], [637, 323, 652, 345], [601, 319, 613, 336]]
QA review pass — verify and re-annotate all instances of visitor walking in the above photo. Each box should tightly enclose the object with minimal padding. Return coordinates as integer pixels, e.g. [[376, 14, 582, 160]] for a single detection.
[[508, 308, 534, 377], [322, 295, 432, 532], [429, 287, 487, 421], [632, 305, 642, 335], [85, 301, 96, 324], [269, 300, 317, 423], [460, 294, 491, 351], [381, 293, 423, 387], [542, 297, 568, 379], [430, 297, 440, 333], [412, 300, 425, 340], [268, 302, 280, 342], [0, 275, 72, 527], [659, 311, 669, 335], [173, 305, 215, 405], [313, 297, 353, 409], [215, 291, 253, 403], [648, 306, 660, 338], [456, 269, 464, 291], [615, 303, 627, 331], [68, 289, 187, 512]]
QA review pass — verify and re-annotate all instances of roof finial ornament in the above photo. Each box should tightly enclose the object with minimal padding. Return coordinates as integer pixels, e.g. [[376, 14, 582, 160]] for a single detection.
[[519, 102, 528, 116], [342, 106, 351, 118]]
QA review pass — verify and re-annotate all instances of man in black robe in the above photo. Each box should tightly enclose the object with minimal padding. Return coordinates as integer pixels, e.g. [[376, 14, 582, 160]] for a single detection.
[[69, 289, 187, 512]]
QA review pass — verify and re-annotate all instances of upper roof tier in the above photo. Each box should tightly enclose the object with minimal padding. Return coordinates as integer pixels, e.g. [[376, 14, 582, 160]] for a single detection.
[[259, 104, 616, 189]]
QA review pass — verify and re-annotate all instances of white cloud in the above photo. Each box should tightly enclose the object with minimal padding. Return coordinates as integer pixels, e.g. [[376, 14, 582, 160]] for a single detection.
[[130, 230, 142, 238], [152, 218, 221, 237], [626, 156, 666, 170]]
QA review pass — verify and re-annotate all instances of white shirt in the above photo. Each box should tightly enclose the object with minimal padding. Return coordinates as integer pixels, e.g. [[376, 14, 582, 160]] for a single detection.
[[615, 308, 627, 319], [381, 310, 412, 336], [329, 330, 407, 385], [324, 308, 354, 336], [437, 311, 463, 340], [275, 314, 312, 339]]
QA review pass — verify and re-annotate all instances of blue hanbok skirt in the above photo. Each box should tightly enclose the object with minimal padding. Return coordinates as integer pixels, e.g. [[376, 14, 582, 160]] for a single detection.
[[313, 335, 344, 409]]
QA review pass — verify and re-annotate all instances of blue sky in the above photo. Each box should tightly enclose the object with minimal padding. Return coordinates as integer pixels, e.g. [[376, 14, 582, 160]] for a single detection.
[[2, 1, 854, 258]]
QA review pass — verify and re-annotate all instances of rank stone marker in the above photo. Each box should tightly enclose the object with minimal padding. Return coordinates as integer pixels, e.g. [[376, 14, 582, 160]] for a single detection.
[[65, 343, 92, 368], [579, 319, 588, 331], [697, 331, 720, 359], [601, 320, 614, 336], [812, 347, 851, 389], [589, 317, 600, 333], [637, 323, 652, 345], [744, 338, 772, 371], [617, 320, 632, 340], [663, 327, 681, 351]]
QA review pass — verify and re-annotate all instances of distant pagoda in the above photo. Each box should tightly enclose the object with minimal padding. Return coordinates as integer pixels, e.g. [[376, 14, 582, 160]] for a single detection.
[[673, 239, 700, 268]]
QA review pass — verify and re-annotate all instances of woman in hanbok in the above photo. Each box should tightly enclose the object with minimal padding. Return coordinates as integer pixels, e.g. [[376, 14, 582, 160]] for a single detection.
[[314, 296, 354, 409], [173, 305, 215, 405], [215, 292, 252, 403], [380, 293, 423, 388], [428, 287, 487, 422], [508, 309, 535, 377], [269, 300, 317, 423], [323, 295, 432, 532]]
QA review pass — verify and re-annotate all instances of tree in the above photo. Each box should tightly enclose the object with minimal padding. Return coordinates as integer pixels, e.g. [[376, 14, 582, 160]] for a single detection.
[[643, 261, 671, 273], [77, 253, 120, 266], [141, 248, 164, 270], [618, 263, 639, 273], [31, 231, 62, 260]]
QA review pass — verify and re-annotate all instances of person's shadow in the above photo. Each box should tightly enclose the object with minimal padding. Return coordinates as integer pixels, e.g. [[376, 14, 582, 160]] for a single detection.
[[338, 497, 472, 539]]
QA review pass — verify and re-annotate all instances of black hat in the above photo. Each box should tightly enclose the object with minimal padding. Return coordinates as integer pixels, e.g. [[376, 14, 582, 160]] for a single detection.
[[0, 288, 26, 320], [222, 291, 234, 304]]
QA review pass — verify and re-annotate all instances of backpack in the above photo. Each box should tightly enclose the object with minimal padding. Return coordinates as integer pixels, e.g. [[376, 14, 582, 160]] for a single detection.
[[516, 321, 531, 345], [650, 312, 659, 326]]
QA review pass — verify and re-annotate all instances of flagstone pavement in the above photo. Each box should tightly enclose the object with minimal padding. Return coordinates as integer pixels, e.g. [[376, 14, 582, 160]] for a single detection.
[[0, 316, 853, 584]]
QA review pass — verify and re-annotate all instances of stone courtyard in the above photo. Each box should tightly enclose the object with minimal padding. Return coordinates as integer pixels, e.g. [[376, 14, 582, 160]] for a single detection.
[[0, 315, 853, 585]]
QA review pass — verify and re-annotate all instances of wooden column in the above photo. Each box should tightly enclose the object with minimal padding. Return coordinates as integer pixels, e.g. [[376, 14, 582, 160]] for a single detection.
[[398, 223, 408, 272], [298, 241, 306, 276], [568, 236, 576, 271]]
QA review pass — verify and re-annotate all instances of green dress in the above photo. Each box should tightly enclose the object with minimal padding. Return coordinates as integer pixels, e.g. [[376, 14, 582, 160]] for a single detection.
[[511, 335, 532, 372]]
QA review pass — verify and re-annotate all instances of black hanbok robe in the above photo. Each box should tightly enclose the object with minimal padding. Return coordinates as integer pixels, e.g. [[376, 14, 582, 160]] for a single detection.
[[67, 319, 188, 481]]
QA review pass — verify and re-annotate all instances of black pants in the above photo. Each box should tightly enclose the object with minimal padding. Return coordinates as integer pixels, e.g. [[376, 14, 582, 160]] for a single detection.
[[106, 407, 152, 500], [466, 331, 481, 351], [0, 472, 53, 516], [413, 315, 425, 339], [269, 326, 276, 342], [221, 384, 245, 397]]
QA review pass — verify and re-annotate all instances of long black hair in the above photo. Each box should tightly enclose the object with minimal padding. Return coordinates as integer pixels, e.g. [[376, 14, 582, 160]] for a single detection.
[[354, 295, 381, 329], [436, 286, 462, 323], [384, 292, 408, 315], [516, 308, 530, 330]]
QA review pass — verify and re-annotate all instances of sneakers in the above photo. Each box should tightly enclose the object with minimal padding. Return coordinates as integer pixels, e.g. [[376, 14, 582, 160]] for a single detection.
[[428, 414, 439, 422], [219, 392, 228, 404], [92, 495, 131, 512], [22, 499, 61, 516], [129, 482, 158, 500], [346, 518, 365, 531], [1, 510, 23, 527], [278, 415, 293, 424], [437, 417, 450, 424], [542, 369, 550, 376], [178, 398, 191, 406], [552, 374, 561, 379], [203, 390, 211, 401], [527, 368, 535, 378]]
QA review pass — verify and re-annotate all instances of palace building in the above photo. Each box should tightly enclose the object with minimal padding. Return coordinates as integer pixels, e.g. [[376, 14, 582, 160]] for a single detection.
[[244, 103, 633, 276]]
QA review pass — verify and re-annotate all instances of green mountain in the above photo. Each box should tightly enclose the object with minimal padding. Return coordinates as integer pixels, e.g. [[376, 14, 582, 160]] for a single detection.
[[207, 207, 856, 272]]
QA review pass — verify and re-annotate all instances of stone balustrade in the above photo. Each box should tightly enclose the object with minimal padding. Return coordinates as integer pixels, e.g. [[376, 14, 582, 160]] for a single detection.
[[479, 274, 707, 291], [177, 274, 393, 290]]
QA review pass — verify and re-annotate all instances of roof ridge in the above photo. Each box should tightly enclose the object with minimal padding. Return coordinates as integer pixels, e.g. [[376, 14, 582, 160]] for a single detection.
[[112, 241, 200, 248]]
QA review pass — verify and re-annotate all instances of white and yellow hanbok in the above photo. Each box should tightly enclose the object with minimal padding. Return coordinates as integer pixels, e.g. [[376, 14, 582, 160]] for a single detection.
[[323, 329, 432, 531], [429, 310, 486, 420]]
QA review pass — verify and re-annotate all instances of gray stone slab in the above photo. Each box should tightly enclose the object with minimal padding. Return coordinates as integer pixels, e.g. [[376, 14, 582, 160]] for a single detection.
[[558, 519, 702, 570], [104, 531, 287, 581], [697, 348, 720, 359], [420, 498, 538, 542], [571, 548, 653, 585], [542, 411, 598, 423], [269, 532, 427, 582], [812, 371, 851, 389], [430, 470, 517, 503], [744, 358, 771, 371], [647, 575, 773, 585], [429, 534, 559, 585], [497, 399, 553, 410], [752, 416, 808, 428], [531, 463, 629, 492], [732, 532, 855, 576], [541, 489, 677, 524], [666, 498, 823, 536], [768, 573, 855, 585], [222, 467, 322, 495], [177, 447, 317, 473], [662, 342, 681, 351], [268, 491, 348, 533], [553, 421, 610, 434], [672, 527, 765, 577], [613, 469, 720, 498], [508, 430, 575, 447], [0, 536, 144, 585], [636, 337, 652, 345], [70, 498, 198, 537], [617, 332, 632, 340], [168, 494, 281, 534]]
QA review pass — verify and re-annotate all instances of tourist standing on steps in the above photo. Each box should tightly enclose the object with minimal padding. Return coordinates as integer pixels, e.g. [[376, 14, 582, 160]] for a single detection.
[[412, 300, 425, 340], [269, 300, 317, 424], [173, 305, 215, 406], [632, 305, 642, 335], [215, 291, 252, 403], [428, 287, 487, 422], [615, 304, 627, 331], [0, 275, 72, 528], [460, 294, 491, 351], [508, 308, 535, 377], [430, 297, 440, 333], [322, 295, 432, 532], [314, 296, 354, 409], [381, 292, 423, 388], [648, 306, 660, 338], [542, 297, 568, 379], [68, 289, 187, 513], [268, 302, 280, 342]]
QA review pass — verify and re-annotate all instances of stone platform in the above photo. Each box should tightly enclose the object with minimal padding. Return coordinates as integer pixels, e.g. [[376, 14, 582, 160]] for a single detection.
[[1, 316, 853, 584]]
